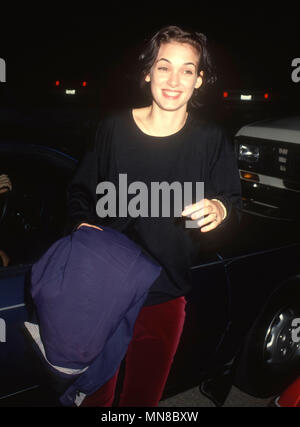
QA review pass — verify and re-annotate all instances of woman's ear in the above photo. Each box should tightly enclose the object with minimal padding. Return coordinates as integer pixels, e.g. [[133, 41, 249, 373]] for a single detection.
[[145, 74, 151, 83], [195, 70, 204, 89]]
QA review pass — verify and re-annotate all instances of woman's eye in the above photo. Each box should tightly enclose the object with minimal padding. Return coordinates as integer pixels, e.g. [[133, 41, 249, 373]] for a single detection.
[[183, 69, 194, 75], [158, 67, 169, 72]]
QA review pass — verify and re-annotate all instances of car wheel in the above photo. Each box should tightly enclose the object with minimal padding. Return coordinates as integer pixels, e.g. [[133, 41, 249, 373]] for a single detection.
[[234, 283, 300, 398]]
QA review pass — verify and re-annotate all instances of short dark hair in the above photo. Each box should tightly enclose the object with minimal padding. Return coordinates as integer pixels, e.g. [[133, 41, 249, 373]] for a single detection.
[[138, 25, 217, 107]]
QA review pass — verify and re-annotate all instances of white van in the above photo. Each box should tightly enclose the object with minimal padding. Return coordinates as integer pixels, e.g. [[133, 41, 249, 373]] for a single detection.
[[235, 115, 300, 220]]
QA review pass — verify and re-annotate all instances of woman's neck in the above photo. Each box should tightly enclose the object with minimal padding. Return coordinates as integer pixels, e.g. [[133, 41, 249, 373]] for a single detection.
[[133, 104, 188, 137]]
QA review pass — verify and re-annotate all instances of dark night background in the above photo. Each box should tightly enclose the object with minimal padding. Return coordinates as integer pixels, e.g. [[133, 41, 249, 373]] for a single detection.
[[0, 6, 299, 154], [1, 8, 299, 92]]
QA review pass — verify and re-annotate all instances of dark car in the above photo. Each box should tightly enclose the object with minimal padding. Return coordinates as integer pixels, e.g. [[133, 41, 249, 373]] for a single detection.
[[0, 132, 300, 407], [49, 77, 98, 107]]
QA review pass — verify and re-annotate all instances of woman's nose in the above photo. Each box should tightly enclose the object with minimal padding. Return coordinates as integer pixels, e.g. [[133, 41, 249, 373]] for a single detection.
[[167, 71, 180, 87]]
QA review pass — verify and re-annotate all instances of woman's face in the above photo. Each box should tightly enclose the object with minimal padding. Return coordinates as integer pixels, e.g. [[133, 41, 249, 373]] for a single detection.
[[145, 41, 203, 112]]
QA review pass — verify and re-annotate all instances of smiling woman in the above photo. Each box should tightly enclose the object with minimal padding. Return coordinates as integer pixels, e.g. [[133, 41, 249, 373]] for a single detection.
[[66, 24, 242, 408], [139, 25, 217, 108], [144, 42, 203, 118]]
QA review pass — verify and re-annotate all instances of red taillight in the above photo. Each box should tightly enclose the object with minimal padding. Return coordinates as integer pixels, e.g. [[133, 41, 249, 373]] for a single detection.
[[55, 80, 60, 87], [223, 91, 229, 98], [264, 93, 269, 99], [82, 81, 87, 87]]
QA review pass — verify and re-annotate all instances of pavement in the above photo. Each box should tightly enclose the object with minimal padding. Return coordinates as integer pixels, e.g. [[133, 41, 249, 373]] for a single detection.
[[158, 385, 272, 408], [0, 381, 274, 408]]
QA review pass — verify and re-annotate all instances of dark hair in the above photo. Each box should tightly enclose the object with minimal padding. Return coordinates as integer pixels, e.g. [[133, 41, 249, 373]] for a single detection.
[[138, 25, 217, 107]]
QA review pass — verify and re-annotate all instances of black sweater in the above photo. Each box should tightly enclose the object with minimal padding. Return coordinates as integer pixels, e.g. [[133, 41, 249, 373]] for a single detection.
[[66, 109, 242, 306]]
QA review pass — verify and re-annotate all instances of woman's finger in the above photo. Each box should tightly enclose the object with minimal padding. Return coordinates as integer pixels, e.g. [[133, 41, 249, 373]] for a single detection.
[[197, 213, 218, 228], [182, 200, 212, 217], [200, 218, 219, 233], [189, 206, 215, 220]]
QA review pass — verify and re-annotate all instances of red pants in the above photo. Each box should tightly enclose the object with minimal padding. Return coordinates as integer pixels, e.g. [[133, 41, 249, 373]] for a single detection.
[[81, 296, 186, 407]]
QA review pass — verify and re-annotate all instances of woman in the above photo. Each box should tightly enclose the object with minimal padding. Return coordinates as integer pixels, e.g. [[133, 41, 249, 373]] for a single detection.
[[66, 25, 242, 407]]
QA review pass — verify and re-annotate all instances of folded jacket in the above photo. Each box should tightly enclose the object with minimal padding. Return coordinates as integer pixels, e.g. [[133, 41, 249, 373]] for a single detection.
[[25, 225, 161, 406]]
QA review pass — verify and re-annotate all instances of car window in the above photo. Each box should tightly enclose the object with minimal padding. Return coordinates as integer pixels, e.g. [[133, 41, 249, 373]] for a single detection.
[[0, 148, 75, 268]]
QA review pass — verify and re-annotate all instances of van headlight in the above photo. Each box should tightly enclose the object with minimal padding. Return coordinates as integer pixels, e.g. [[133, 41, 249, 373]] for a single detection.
[[238, 144, 260, 163]]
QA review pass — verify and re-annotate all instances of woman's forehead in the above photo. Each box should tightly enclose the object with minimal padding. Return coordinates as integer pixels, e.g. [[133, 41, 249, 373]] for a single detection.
[[156, 41, 200, 63]]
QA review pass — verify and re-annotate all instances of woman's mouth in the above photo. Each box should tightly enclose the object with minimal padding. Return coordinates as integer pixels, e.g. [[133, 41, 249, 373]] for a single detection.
[[162, 90, 182, 100]]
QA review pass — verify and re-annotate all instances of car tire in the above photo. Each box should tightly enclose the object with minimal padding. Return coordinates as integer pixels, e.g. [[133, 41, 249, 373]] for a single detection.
[[234, 282, 300, 398]]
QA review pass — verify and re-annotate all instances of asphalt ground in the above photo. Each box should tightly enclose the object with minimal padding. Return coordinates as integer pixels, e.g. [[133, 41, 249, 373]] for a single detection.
[[158, 385, 273, 408], [0, 384, 274, 408]]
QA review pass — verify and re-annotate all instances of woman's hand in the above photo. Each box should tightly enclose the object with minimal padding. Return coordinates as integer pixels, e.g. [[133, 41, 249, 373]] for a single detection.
[[0, 175, 12, 194], [181, 198, 227, 232]]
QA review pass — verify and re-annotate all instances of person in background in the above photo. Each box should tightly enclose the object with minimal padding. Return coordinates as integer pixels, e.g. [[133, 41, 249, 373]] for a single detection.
[[0, 174, 12, 267]]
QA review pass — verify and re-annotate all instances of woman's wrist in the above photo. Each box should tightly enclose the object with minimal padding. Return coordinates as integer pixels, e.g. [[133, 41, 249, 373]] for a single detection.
[[211, 199, 227, 221]]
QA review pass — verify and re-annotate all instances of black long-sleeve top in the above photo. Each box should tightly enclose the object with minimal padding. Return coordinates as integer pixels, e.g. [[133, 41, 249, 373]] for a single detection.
[[66, 109, 242, 306]]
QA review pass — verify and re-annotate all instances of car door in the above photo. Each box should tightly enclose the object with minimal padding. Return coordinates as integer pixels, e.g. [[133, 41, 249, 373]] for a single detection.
[[0, 266, 39, 400], [0, 143, 76, 403], [162, 253, 230, 398]]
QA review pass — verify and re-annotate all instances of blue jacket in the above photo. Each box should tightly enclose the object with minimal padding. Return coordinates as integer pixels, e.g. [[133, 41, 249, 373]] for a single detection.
[[25, 225, 161, 406]]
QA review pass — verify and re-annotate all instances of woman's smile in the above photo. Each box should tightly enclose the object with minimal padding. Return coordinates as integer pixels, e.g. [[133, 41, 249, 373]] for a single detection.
[[161, 89, 182, 100]]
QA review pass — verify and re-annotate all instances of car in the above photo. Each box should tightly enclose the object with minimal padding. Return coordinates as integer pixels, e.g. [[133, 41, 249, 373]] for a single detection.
[[0, 82, 101, 160], [0, 122, 300, 407], [222, 89, 273, 104], [200, 87, 291, 139], [235, 115, 300, 221], [49, 77, 94, 106]]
